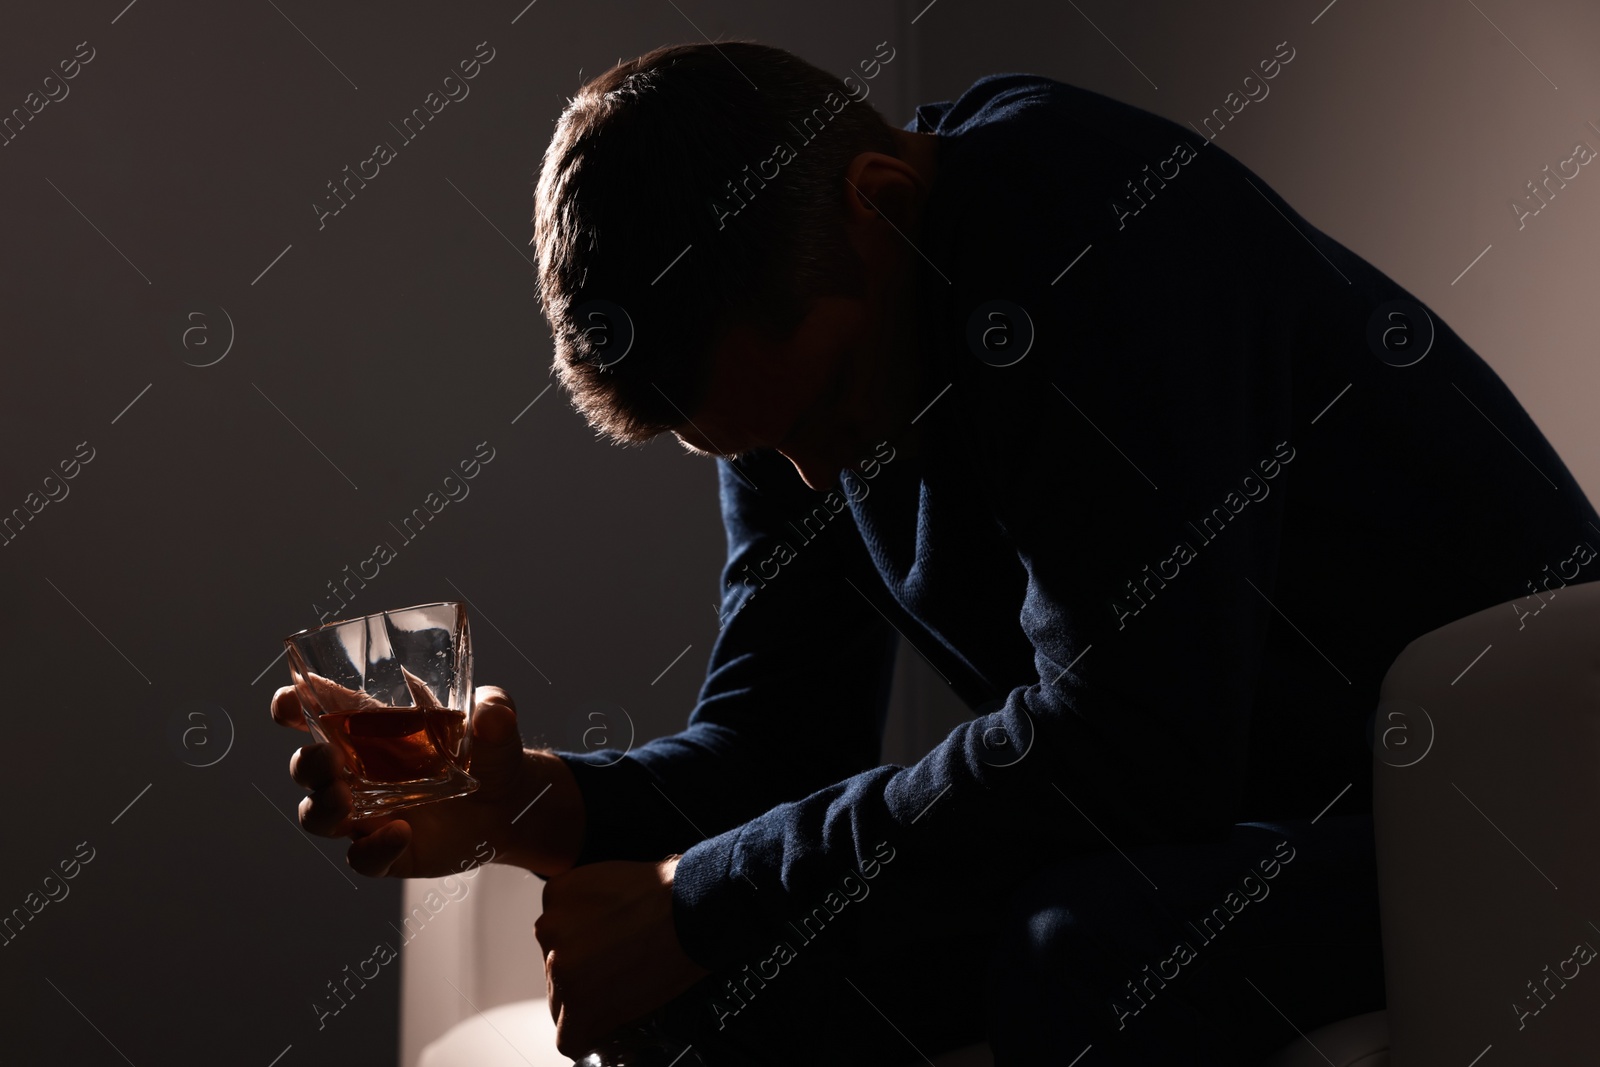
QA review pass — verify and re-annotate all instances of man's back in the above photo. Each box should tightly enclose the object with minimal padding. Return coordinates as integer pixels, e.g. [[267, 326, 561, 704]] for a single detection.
[[858, 71, 1600, 824]]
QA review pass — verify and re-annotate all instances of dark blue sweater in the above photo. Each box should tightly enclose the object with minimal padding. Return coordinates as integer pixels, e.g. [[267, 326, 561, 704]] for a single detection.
[[559, 73, 1600, 976]]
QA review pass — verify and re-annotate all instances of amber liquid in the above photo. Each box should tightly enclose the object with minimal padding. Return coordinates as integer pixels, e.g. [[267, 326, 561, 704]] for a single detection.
[[318, 706, 467, 784]]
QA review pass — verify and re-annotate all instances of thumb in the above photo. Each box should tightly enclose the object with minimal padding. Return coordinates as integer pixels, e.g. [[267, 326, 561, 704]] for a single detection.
[[468, 687, 524, 788]]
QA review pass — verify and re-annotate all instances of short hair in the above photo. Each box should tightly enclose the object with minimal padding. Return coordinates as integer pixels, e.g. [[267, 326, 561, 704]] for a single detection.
[[531, 41, 901, 445]]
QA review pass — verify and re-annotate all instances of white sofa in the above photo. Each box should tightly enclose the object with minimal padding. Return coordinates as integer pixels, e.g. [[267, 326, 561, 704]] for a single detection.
[[1268, 577, 1600, 1065]]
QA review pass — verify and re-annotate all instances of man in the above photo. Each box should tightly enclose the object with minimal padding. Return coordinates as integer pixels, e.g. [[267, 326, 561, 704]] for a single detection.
[[274, 40, 1600, 1064]]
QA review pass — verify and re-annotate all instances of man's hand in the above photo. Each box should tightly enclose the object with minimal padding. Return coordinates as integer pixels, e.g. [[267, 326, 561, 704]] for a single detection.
[[536, 857, 711, 1056], [271, 684, 585, 878]]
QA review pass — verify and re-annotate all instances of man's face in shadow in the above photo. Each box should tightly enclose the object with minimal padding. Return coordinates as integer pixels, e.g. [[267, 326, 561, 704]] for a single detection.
[[671, 299, 872, 493], [669, 132, 939, 493]]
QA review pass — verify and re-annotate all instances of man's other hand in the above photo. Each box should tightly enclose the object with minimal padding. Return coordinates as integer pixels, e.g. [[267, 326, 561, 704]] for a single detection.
[[536, 857, 710, 1056]]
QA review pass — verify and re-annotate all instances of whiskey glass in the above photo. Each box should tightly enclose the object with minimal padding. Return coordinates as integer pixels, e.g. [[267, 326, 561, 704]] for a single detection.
[[284, 601, 478, 817]]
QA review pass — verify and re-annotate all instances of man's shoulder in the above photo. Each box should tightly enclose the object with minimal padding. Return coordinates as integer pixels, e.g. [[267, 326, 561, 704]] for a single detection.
[[914, 73, 1191, 157], [917, 68, 1354, 313], [909, 73, 1062, 133]]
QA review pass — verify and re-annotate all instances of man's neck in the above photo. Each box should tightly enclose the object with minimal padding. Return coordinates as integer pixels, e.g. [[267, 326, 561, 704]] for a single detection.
[[892, 129, 940, 192], [880, 130, 939, 463], [837, 273, 929, 470]]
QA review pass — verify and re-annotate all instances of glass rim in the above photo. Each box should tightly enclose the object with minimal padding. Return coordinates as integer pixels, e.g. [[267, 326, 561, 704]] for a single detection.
[[281, 599, 465, 645]]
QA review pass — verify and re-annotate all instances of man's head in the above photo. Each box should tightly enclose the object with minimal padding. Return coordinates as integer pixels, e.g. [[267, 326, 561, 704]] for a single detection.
[[532, 41, 937, 490]]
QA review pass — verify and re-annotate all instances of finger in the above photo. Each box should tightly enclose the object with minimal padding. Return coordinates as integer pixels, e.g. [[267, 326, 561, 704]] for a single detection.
[[297, 780, 354, 837], [544, 953, 564, 1034], [534, 912, 552, 955], [545, 954, 558, 1020], [271, 685, 309, 731], [464, 698, 523, 791], [556, 1003, 602, 1062], [532, 878, 565, 952], [475, 685, 516, 715], [473, 697, 517, 741], [288, 743, 342, 790], [555, 1005, 578, 1060], [347, 820, 411, 878]]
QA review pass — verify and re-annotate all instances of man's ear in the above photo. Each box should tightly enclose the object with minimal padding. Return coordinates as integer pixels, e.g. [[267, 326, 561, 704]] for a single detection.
[[841, 151, 922, 230]]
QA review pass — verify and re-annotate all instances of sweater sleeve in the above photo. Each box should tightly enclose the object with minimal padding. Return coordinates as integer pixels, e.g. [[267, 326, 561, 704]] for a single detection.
[[661, 95, 1328, 974], [554, 450, 901, 869]]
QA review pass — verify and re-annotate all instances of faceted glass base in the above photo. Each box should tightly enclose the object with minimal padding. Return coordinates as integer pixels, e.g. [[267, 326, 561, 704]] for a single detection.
[[348, 766, 478, 819]]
